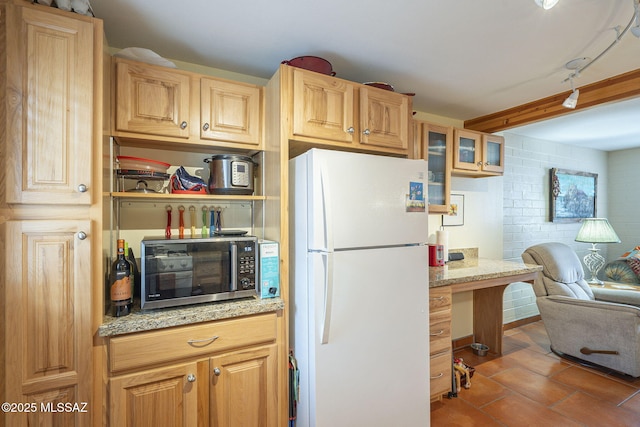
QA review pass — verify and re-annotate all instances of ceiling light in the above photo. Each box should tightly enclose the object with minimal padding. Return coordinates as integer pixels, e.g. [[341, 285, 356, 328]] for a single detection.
[[534, 0, 560, 9], [562, 89, 579, 109], [563, 78, 579, 109]]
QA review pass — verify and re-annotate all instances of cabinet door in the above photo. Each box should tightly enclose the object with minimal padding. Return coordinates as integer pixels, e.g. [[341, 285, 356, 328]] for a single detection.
[[482, 134, 505, 173], [291, 68, 355, 144], [210, 344, 277, 427], [115, 59, 191, 138], [6, 5, 93, 205], [110, 362, 199, 427], [4, 219, 93, 427], [201, 78, 262, 146], [359, 86, 409, 150], [453, 128, 481, 172], [423, 123, 452, 214]]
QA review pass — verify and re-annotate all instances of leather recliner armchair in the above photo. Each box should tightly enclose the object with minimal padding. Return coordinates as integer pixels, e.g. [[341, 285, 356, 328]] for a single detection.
[[522, 242, 640, 377]]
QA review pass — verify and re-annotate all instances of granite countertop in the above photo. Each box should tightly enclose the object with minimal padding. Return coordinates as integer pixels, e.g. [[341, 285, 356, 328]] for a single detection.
[[98, 297, 284, 337], [429, 258, 542, 288]]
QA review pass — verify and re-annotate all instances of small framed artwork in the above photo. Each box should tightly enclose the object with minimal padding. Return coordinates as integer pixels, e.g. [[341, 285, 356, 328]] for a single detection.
[[443, 193, 464, 226], [550, 168, 597, 223]]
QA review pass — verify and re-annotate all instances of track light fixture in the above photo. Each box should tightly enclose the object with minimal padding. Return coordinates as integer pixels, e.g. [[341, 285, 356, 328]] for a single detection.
[[535, 0, 560, 10], [562, 78, 579, 109]]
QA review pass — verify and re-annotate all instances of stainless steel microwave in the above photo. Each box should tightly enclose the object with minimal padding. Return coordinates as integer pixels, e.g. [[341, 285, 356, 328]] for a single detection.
[[140, 236, 257, 310]]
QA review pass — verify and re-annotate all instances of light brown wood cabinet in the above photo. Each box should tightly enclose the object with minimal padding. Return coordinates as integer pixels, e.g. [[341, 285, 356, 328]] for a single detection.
[[0, 2, 103, 426], [414, 121, 453, 213], [114, 57, 263, 150], [289, 66, 411, 156], [453, 128, 504, 176], [107, 313, 279, 427], [429, 286, 452, 402]]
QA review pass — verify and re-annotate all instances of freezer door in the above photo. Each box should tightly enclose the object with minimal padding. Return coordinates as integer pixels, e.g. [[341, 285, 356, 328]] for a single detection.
[[304, 149, 428, 251], [296, 245, 430, 427]]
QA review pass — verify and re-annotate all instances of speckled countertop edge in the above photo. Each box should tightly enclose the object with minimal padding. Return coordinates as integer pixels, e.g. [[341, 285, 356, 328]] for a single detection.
[[98, 297, 284, 337], [429, 258, 542, 288]]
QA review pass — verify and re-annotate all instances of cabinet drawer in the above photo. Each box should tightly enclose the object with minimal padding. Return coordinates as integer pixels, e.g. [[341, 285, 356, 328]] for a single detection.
[[429, 286, 452, 312], [109, 313, 277, 372], [429, 319, 452, 355], [430, 351, 452, 398]]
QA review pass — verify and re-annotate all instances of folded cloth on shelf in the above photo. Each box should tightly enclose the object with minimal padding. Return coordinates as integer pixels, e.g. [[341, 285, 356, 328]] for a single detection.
[[170, 167, 206, 193]]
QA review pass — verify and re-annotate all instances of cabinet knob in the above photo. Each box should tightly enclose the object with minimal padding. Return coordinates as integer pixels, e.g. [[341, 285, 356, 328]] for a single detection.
[[346, 126, 355, 134], [77, 231, 87, 240], [187, 374, 196, 383], [203, 123, 210, 131], [362, 129, 371, 136], [180, 121, 188, 129], [213, 367, 221, 376], [477, 161, 483, 166], [77, 184, 88, 193]]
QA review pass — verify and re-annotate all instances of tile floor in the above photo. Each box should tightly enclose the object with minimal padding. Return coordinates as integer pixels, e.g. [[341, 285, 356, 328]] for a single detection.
[[430, 321, 640, 426]]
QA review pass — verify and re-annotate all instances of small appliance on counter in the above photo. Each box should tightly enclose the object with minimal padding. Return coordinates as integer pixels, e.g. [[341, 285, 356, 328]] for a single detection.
[[429, 244, 445, 266], [256, 240, 280, 299], [140, 235, 258, 309]]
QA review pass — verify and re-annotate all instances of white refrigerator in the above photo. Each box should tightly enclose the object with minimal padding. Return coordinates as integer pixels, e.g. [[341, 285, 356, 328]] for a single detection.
[[290, 148, 430, 427]]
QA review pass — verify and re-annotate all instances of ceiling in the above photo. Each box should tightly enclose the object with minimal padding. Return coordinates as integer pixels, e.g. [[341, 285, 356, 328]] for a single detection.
[[90, 0, 640, 151]]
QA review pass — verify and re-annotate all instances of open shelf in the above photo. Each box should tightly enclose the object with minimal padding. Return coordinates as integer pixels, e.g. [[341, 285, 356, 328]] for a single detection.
[[109, 192, 266, 201]]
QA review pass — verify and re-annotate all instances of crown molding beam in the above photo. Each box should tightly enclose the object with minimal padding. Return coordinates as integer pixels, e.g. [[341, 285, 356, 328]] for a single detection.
[[464, 68, 640, 134]]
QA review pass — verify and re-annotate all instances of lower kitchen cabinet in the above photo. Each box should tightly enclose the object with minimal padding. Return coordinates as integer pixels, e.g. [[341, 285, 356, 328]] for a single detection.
[[429, 286, 452, 402], [209, 344, 278, 427], [110, 362, 199, 426], [106, 313, 279, 427]]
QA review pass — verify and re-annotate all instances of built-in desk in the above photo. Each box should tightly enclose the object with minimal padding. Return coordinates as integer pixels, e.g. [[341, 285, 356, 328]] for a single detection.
[[429, 258, 542, 355]]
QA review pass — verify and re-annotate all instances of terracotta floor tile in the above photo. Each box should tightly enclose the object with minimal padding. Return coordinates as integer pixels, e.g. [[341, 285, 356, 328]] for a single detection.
[[552, 391, 640, 427], [482, 393, 583, 427], [456, 372, 512, 408], [501, 347, 572, 377], [430, 395, 503, 427], [491, 367, 575, 407], [551, 365, 638, 405], [620, 390, 640, 416]]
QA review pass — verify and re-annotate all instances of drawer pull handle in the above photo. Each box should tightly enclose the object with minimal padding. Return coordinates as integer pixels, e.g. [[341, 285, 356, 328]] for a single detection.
[[430, 330, 444, 336], [187, 335, 219, 346], [430, 373, 444, 380], [430, 296, 445, 301]]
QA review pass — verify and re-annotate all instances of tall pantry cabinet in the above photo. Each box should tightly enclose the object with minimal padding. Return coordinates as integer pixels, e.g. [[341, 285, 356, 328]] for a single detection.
[[0, 1, 104, 426]]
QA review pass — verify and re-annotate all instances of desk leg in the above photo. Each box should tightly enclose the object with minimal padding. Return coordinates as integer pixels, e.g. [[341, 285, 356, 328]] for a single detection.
[[473, 284, 508, 356]]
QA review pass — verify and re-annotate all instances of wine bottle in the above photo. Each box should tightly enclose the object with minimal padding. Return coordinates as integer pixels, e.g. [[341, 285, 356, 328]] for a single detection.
[[125, 242, 141, 299], [109, 239, 132, 317]]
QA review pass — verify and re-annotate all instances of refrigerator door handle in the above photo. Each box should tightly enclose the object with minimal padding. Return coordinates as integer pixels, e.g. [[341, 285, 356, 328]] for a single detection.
[[319, 161, 334, 252], [320, 252, 334, 345]]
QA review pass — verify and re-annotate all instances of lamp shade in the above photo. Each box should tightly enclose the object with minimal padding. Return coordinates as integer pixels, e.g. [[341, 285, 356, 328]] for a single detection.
[[535, 0, 560, 9], [575, 218, 621, 244]]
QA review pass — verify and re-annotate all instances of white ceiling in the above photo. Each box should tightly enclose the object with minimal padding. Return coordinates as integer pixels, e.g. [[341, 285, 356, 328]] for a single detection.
[[90, 0, 640, 151]]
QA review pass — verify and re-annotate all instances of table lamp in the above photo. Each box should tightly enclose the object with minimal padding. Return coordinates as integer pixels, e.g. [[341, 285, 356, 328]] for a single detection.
[[575, 218, 621, 285]]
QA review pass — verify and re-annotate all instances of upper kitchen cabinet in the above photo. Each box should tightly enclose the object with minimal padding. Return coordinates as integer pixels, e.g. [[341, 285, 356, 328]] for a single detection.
[[4, 2, 96, 205], [288, 66, 411, 156], [113, 57, 264, 151], [452, 128, 504, 177], [200, 77, 262, 146], [115, 58, 191, 139], [415, 121, 452, 214]]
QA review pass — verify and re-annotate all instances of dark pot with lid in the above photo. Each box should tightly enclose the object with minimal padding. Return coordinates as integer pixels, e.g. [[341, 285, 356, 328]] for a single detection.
[[203, 154, 256, 195]]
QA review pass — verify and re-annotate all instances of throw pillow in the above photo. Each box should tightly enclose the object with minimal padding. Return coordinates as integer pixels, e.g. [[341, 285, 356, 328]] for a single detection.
[[627, 257, 640, 279], [603, 260, 638, 284]]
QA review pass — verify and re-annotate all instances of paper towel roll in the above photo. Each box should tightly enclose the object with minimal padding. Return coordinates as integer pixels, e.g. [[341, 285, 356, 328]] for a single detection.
[[436, 229, 449, 261]]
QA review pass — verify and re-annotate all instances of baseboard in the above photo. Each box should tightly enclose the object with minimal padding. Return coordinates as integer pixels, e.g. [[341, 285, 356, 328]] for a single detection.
[[504, 315, 541, 331], [452, 315, 542, 351]]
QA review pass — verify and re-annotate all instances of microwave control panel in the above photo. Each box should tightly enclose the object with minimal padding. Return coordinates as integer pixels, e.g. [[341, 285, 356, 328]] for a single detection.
[[236, 241, 256, 290]]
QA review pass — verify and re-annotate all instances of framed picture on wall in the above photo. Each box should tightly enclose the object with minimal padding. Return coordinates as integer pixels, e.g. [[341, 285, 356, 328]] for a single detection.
[[443, 193, 464, 226], [550, 168, 597, 223]]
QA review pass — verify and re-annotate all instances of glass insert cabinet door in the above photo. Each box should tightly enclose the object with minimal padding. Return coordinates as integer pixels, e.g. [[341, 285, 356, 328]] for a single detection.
[[423, 123, 451, 214], [453, 128, 481, 172], [481, 134, 505, 173]]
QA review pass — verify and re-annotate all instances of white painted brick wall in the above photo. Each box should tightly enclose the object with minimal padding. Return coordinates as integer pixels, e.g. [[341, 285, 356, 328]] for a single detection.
[[501, 132, 610, 323]]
